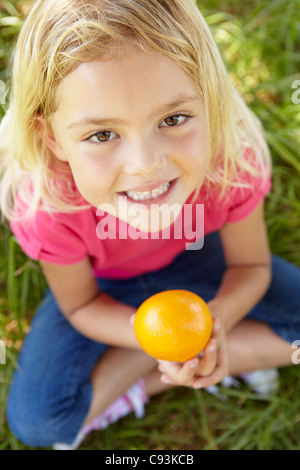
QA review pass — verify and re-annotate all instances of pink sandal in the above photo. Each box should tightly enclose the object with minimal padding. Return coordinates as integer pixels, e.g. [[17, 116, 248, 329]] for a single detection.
[[53, 379, 149, 450]]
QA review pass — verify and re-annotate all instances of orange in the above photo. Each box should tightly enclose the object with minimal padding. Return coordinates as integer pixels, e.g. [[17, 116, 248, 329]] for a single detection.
[[134, 289, 213, 362]]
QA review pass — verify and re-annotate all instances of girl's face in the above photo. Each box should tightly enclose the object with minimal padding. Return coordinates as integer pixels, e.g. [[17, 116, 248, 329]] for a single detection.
[[48, 49, 210, 231]]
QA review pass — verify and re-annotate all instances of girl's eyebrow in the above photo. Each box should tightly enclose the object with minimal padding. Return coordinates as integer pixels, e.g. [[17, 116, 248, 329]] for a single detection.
[[67, 93, 201, 129]]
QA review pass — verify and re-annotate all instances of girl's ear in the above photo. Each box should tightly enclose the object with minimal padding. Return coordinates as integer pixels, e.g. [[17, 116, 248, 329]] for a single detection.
[[35, 114, 68, 162]]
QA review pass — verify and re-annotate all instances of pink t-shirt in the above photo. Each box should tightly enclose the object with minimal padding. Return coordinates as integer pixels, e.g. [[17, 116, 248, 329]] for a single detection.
[[10, 169, 271, 279]]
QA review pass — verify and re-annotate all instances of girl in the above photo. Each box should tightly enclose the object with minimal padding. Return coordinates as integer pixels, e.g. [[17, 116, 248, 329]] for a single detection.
[[1, 0, 299, 450]]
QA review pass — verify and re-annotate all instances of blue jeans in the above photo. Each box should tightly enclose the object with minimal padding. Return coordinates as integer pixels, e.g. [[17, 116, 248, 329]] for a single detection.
[[6, 232, 300, 447]]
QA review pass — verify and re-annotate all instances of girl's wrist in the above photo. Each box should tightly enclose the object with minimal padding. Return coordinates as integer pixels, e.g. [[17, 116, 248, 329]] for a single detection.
[[207, 298, 229, 332]]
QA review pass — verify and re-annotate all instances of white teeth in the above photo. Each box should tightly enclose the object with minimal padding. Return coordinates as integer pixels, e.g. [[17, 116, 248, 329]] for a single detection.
[[126, 182, 170, 201]]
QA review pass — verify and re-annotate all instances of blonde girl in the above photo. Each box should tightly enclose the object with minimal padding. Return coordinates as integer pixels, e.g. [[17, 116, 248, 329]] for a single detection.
[[1, 0, 299, 450]]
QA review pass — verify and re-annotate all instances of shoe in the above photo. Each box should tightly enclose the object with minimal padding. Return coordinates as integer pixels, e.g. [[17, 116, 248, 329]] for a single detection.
[[205, 375, 241, 402], [240, 368, 279, 396], [53, 379, 148, 450], [204, 368, 279, 401]]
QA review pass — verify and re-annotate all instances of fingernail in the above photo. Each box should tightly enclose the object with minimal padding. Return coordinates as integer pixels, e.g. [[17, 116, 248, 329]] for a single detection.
[[162, 376, 171, 384], [189, 360, 198, 368], [210, 344, 216, 352]]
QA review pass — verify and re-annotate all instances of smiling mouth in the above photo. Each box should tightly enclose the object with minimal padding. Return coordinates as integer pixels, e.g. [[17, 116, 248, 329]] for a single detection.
[[119, 179, 178, 202]]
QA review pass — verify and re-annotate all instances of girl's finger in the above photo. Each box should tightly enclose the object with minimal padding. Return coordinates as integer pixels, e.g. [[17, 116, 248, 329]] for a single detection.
[[196, 338, 218, 376], [212, 317, 221, 345], [193, 345, 229, 389], [158, 360, 181, 378], [159, 358, 199, 386], [175, 357, 200, 385], [160, 374, 172, 384], [192, 360, 228, 389]]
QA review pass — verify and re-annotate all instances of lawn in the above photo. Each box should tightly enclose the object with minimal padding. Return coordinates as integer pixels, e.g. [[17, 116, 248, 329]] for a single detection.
[[0, 0, 299, 450]]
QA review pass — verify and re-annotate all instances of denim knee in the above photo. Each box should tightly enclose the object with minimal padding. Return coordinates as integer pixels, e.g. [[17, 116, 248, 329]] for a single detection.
[[7, 382, 73, 447], [6, 386, 53, 447], [6, 370, 91, 448]]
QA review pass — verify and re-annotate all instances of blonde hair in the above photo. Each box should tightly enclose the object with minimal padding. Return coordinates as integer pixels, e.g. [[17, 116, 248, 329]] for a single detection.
[[0, 0, 271, 222]]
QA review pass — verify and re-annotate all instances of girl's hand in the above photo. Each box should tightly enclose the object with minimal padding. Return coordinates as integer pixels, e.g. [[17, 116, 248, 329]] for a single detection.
[[157, 317, 229, 389]]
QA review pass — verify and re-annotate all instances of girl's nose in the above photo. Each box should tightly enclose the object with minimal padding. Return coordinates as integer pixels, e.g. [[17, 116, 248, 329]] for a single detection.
[[122, 136, 168, 176]]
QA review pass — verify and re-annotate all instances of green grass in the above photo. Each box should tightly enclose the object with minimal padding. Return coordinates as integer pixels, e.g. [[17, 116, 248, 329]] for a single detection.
[[0, 0, 300, 450]]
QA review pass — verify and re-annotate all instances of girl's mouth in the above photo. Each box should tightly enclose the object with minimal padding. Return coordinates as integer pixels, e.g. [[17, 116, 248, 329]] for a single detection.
[[119, 178, 178, 205]]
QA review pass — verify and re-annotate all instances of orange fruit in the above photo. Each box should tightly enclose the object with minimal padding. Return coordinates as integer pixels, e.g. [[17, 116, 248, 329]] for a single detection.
[[134, 289, 213, 362]]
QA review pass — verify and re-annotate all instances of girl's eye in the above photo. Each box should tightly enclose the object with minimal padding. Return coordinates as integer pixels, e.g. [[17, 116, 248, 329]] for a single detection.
[[88, 130, 117, 143], [160, 114, 188, 127]]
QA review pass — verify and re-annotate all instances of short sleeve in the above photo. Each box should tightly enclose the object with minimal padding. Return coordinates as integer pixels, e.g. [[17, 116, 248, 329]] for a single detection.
[[10, 199, 88, 265], [226, 173, 271, 223]]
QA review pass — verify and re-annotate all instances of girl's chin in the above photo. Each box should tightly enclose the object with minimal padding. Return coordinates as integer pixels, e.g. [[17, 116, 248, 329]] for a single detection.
[[122, 205, 182, 233], [96, 177, 195, 232], [97, 197, 183, 233], [116, 187, 183, 233]]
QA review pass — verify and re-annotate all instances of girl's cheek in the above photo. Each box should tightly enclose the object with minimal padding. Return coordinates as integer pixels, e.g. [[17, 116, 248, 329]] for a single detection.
[[69, 146, 117, 178], [175, 131, 210, 168]]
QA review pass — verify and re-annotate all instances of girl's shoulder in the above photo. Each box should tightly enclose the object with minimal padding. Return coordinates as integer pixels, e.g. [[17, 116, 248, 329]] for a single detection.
[[10, 193, 95, 265], [199, 149, 272, 225]]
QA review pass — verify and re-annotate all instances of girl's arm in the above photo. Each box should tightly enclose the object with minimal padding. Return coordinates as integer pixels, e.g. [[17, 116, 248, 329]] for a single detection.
[[208, 199, 272, 332], [39, 257, 140, 349], [157, 199, 271, 389]]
